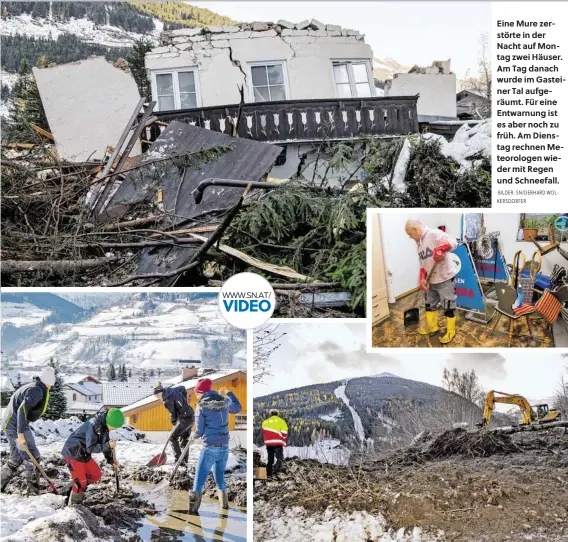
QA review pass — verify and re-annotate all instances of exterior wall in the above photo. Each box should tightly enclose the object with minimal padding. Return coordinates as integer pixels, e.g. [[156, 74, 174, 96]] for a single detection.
[[125, 373, 247, 432], [385, 73, 457, 121], [64, 389, 86, 404], [146, 24, 375, 110]]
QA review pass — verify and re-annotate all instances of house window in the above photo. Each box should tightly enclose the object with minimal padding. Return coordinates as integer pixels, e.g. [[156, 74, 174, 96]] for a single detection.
[[250, 62, 287, 102], [333, 61, 373, 98], [234, 413, 247, 428], [73, 393, 77, 401], [231, 378, 239, 388], [153, 69, 198, 111], [518, 213, 568, 242]]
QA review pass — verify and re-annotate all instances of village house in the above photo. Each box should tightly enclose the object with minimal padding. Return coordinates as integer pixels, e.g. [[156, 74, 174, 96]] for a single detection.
[[121, 367, 247, 432], [142, 20, 420, 184], [63, 375, 102, 405]]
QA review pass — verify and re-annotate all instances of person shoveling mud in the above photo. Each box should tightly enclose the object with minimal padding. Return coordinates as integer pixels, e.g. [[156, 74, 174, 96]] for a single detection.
[[1, 367, 55, 495], [61, 408, 125, 505], [188, 378, 242, 514]]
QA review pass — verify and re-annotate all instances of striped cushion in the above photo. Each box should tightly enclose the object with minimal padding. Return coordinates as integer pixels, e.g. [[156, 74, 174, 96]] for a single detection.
[[513, 303, 535, 316], [534, 290, 562, 323]]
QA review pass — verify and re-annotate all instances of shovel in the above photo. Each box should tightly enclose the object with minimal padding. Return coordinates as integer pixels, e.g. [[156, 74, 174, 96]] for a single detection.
[[403, 261, 439, 328], [147, 433, 173, 468], [150, 436, 196, 493], [112, 447, 120, 494], [21, 443, 59, 495]]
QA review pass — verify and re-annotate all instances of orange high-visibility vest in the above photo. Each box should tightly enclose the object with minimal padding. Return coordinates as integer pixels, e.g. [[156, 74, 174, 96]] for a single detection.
[[262, 415, 288, 447]]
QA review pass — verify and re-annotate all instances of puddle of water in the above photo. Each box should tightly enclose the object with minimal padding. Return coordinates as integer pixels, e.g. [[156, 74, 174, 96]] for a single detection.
[[132, 482, 247, 542]]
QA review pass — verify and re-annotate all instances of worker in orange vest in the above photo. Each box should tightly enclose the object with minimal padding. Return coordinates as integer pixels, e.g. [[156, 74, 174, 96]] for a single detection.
[[261, 409, 288, 477]]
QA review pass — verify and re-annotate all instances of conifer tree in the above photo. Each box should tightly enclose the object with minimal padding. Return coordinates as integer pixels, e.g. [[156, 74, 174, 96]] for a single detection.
[[43, 358, 68, 420]]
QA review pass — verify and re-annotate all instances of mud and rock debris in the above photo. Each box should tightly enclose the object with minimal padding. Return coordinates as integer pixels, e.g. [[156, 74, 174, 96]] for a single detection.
[[125, 465, 247, 507], [254, 428, 568, 542]]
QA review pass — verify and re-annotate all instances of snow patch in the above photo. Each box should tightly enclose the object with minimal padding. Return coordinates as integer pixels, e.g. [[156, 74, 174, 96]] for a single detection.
[[0, 493, 66, 537], [259, 440, 350, 466]]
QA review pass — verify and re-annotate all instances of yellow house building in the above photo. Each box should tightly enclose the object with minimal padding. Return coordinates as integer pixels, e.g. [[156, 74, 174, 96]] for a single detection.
[[121, 368, 247, 432]]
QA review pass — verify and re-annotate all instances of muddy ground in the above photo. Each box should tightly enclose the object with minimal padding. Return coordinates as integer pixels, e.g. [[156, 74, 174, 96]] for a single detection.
[[1, 448, 247, 540], [254, 428, 568, 542]]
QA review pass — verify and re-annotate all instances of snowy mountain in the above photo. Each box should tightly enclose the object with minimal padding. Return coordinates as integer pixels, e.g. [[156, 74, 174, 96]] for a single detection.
[[1, 293, 245, 374], [254, 374, 489, 456], [373, 57, 411, 82]]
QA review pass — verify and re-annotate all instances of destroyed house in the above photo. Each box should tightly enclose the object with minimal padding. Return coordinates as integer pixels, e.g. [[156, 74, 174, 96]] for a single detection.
[[141, 20, 419, 179]]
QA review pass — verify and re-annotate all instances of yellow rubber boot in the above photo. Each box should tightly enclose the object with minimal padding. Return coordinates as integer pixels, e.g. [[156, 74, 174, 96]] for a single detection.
[[440, 316, 457, 344], [419, 310, 439, 335]]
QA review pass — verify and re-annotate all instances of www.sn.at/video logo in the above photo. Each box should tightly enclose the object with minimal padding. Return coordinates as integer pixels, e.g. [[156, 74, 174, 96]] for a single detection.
[[219, 272, 275, 329]]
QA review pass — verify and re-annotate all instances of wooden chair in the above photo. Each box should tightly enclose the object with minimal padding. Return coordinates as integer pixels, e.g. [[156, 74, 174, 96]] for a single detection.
[[489, 283, 544, 347]]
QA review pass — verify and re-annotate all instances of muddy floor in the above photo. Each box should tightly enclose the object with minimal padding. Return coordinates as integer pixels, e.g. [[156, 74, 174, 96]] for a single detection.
[[1, 452, 247, 541], [254, 427, 568, 542], [372, 288, 554, 348]]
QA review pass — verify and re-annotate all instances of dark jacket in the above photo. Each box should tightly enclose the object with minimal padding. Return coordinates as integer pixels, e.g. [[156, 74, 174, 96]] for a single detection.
[[163, 386, 194, 426], [3, 378, 50, 433], [195, 390, 241, 447], [61, 410, 113, 464]]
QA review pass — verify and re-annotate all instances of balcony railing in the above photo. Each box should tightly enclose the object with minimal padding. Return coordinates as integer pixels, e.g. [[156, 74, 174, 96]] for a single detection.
[[144, 96, 419, 146]]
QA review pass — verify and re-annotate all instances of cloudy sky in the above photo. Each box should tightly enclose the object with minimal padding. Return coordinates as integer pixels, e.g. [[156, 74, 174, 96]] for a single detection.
[[255, 322, 568, 407], [193, 1, 491, 78]]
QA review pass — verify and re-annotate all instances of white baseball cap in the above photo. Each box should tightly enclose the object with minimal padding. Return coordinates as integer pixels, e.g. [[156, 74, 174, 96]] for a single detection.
[[39, 367, 55, 386]]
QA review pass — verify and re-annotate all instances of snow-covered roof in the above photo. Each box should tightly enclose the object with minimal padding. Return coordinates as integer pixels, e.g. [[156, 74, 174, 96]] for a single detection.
[[0, 375, 14, 393], [67, 401, 103, 413], [64, 374, 101, 384], [6, 371, 33, 387], [64, 382, 101, 396], [122, 369, 244, 414], [102, 382, 155, 407]]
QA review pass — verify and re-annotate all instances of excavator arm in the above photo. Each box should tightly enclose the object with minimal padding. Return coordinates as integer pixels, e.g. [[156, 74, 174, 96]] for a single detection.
[[481, 390, 535, 427]]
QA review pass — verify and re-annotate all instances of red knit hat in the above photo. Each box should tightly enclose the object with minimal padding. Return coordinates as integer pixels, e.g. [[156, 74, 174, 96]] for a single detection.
[[195, 378, 212, 394]]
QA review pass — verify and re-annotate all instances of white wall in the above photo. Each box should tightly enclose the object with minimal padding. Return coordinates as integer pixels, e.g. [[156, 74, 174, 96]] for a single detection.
[[379, 212, 462, 299], [385, 73, 457, 120], [378, 212, 568, 299], [33, 58, 141, 161], [146, 26, 374, 109], [483, 213, 568, 277]]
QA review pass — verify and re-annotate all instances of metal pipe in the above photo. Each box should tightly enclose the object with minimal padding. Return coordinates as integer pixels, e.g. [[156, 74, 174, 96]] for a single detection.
[[192, 178, 284, 204]]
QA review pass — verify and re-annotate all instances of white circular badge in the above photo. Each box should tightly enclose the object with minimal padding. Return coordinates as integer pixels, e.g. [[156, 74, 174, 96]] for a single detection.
[[219, 272, 276, 329], [450, 253, 462, 274]]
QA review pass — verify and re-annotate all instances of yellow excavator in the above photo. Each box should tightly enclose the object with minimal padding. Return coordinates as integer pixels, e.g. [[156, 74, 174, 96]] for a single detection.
[[479, 390, 562, 427]]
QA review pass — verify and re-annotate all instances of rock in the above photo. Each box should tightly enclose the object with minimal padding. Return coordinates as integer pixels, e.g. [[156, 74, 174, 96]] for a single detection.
[[206, 25, 225, 33], [326, 24, 341, 32], [170, 28, 203, 37], [295, 20, 310, 30], [277, 20, 295, 29], [252, 21, 270, 31], [309, 19, 325, 30], [281, 29, 308, 37], [251, 29, 277, 38]]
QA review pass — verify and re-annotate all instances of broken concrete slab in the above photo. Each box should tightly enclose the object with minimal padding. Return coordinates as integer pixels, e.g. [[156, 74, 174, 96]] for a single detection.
[[170, 27, 203, 37], [251, 29, 277, 38], [295, 20, 310, 30], [309, 19, 325, 30], [277, 20, 295, 29], [251, 21, 270, 31], [325, 24, 341, 32], [32, 57, 141, 162]]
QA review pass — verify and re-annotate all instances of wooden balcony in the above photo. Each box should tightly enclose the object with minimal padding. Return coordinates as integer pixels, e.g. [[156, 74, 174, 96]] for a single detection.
[[144, 96, 419, 146]]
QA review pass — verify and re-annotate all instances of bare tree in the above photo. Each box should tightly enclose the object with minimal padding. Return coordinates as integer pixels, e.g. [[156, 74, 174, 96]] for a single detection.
[[459, 32, 491, 118], [553, 368, 568, 415], [442, 368, 485, 407], [253, 324, 285, 384]]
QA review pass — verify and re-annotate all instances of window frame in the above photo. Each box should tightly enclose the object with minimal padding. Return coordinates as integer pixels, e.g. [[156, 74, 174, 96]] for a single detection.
[[331, 59, 376, 99], [151, 67, 201, 111], [247, 60, 290, 103]]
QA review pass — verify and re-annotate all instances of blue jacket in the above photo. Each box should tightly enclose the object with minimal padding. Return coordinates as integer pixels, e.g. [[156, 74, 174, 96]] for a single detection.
[[61, 411, 113, 464], [195, 391, 241, 447], [162, 386, 194, 426], [3, 378, 49, 433]]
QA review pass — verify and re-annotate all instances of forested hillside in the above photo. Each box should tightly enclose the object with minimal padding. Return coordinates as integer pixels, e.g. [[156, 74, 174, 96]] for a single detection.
[[254, 381, 356, 447], [0, 2, 237, 73]]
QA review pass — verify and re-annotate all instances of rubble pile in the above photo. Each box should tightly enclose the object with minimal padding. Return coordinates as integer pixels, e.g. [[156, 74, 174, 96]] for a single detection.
[[254, 427, 568, 541]]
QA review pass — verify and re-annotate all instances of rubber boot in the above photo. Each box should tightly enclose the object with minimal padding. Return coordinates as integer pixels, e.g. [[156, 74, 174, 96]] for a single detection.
[[419, 310, 439, 336], [440, 316, 457, 344], [25, 470, 40, 495], [69, 491, 85, 506], [188, 490, 202, 514], [218, 488, 229, 509], [0, 464, 18, 492]]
